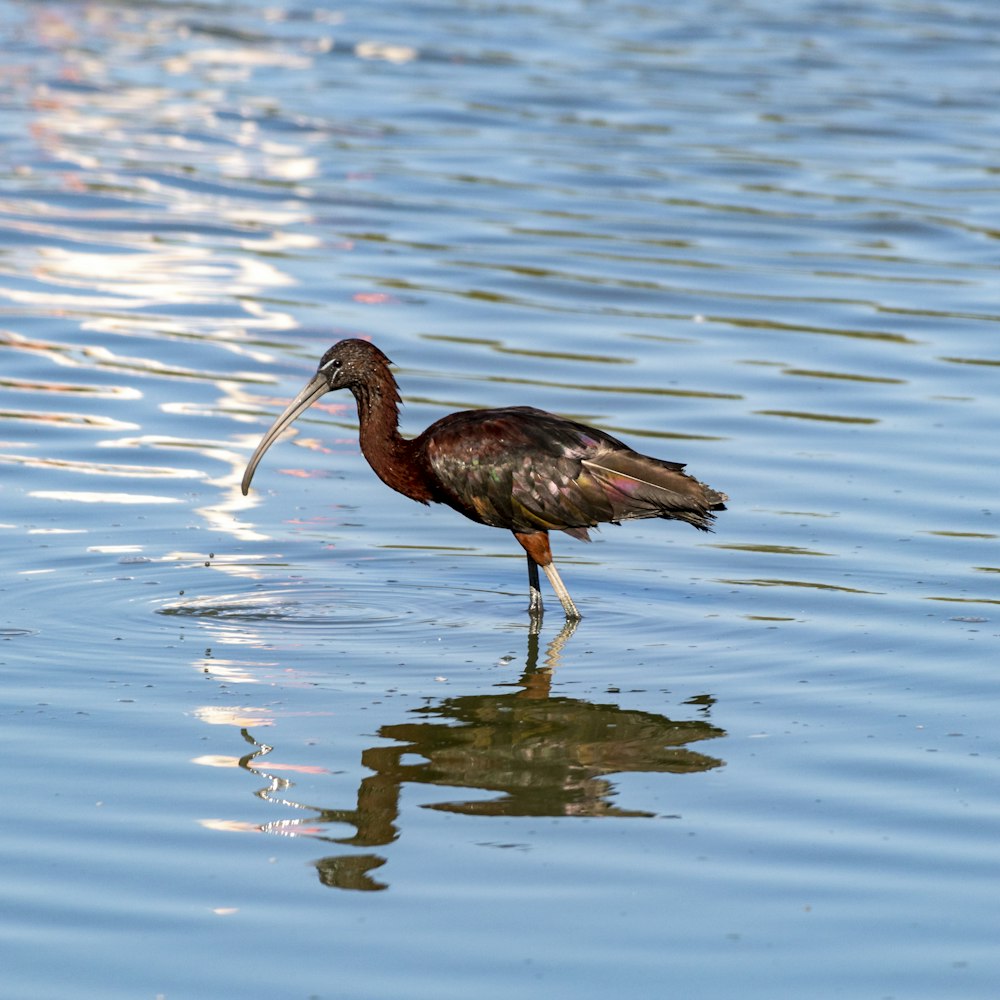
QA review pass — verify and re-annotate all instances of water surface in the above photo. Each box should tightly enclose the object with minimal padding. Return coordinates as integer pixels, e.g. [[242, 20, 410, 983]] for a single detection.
[[2, 2, 998, 998]]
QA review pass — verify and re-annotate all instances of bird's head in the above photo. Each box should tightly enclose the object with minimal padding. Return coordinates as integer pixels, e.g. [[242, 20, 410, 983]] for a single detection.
[[240, 339, 393, 496], [315, 338, 392, 392]]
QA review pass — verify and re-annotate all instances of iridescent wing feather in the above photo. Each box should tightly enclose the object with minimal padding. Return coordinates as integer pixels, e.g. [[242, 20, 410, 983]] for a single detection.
[[420, 407, 725, 538]]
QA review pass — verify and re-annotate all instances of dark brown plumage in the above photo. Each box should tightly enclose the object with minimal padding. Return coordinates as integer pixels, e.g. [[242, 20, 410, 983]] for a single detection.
[[242, 339, 727, 620]]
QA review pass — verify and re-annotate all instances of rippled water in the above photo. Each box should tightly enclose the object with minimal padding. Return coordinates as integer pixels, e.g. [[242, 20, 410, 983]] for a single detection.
[[2, 2, 998, 998]]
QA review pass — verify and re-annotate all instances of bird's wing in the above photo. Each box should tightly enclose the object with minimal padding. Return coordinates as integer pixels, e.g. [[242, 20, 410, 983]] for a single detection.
[[422, 406, 723, 535], [419, 408, 600, 531]]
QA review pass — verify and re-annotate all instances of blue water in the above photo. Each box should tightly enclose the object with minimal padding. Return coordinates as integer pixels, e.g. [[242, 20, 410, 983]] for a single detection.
[[2, 1, 998, 997]]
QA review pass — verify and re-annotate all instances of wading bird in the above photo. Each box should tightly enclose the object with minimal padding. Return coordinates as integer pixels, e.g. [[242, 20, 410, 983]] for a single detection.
[[241, 340, 726, 621]]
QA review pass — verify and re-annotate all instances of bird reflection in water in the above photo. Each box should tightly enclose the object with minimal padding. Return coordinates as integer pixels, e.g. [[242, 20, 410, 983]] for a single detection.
[[236, 626, 725, 892]]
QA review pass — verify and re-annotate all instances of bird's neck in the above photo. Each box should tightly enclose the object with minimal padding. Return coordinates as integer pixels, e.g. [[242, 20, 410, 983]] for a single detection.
[[352, 373, 434, 503]]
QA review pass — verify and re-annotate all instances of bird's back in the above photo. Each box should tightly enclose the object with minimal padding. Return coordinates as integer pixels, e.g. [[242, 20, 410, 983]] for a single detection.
[[417, 406, 725, 538]]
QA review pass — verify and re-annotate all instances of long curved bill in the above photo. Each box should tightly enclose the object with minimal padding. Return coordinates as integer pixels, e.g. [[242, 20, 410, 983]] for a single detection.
[[241, 373, 329, 495]]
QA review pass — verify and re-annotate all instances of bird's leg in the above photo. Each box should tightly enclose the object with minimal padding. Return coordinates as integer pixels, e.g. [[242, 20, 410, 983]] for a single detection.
[[513, 531, 582, 622], [540, 560, 581, 621], [526, 554, 544, 618]]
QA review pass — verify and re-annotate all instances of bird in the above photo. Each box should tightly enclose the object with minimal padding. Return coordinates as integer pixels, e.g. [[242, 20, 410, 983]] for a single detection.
[[241, 339, 727, 621]]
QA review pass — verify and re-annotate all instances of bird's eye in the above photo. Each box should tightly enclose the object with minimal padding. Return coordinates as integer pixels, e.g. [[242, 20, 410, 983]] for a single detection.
[[332, 359, 342, 369]]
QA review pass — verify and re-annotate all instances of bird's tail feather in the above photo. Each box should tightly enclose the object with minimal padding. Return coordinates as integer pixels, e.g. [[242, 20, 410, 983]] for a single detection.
[[582, 452, 726, 530]]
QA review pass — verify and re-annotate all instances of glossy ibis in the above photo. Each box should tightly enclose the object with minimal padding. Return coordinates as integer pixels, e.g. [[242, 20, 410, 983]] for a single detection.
[[241, 339, 727, 620]]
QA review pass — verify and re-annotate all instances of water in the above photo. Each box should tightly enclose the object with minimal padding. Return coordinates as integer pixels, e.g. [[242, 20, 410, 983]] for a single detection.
[[1, 1, 998, 997]]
